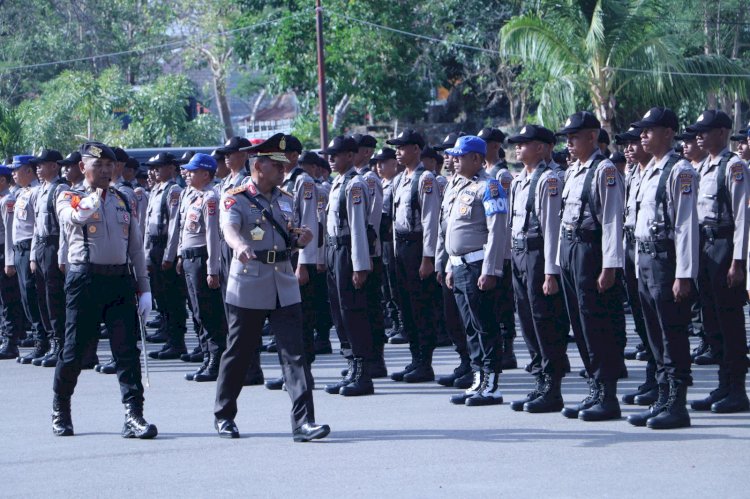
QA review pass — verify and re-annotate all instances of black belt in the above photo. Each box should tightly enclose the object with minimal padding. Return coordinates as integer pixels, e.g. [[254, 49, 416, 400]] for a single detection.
[[34, 235, 59, 246], [636, 239, 673, 256], [700, 224, 733, 241], [326, 235, 351, 247], [255, 249, 290, 264], [181, 247, 208, 259], [560, 225, 601, 243], [512, 236, 543, 252], [13, 239, 31, 252], [148, 235, 168, 247], [624, 227, 635, 244], [395, 231, 422, 242], [68, 263, 130, 276]]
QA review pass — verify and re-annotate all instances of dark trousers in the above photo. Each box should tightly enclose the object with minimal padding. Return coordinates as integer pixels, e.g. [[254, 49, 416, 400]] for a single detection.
[[312, 266, 333, 339], [381, 241, 400, 325], [366, 257, 386, 351], [0, 246, 22, 342], [624, 239, 651, 355], [511, 247, 568, 378], [183, 252, 227, 356], [442, 278, 467, 357], [494, 259, 516, 339], [53, 270, 143, 404], [637, 244, 693, 385], [559, 235, 625, 382], [698, 236, 748, 376], [13, 241, 44, 340], [215, 303, 314, 430], [394, 238, 436, 361], [452, 261, 502, 372], [148, 247, 187, 344], [325, 244, 373, 360], [36, 242, 66, 341], [296, 258, 316, 363]]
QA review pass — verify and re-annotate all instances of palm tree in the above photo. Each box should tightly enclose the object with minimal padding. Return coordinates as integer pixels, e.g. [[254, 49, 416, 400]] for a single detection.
[[500, 0, 747, 133], [0, 101, 24, 159]]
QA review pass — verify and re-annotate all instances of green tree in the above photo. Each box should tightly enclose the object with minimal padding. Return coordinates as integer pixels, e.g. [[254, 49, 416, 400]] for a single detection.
[[0, 102, 25, 158]]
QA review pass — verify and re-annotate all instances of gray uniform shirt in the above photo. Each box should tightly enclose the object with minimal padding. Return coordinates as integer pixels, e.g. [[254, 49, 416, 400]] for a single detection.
[[57, 184, 150, 293], [436, 174, 465, 276], [30, 177, 68, 262], [509, 162, 562, 275], [326, 167, 372, 272], [624, 164, 647, 230], [393, 164, 440, 257], [0, 188, 13, 263], [12, 179, 39, 246], [144, 181, 182, 264], [284, 166, 320, 265], [696, 147, 749, 260], [178, 185, 221, 276], [316, 180, 331, 266], [634, 153, 699, 279], [357, 165, 384, 258], [559, 151, 625, 268], [221, 180, 301, 310]]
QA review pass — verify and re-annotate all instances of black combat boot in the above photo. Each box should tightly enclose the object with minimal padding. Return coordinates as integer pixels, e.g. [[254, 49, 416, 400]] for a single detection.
[[578, 380, 621, 421], [18, 338, 49, 365], [622, 362, 657, 405], [403, 350, 435, 383], [453, 369, 475, 389], [437, 356, 471, 387], [388, 330, 408, 344], [340, 358, 374, 396], [194, 352, 221, 382], [693, 344, 721, 365], [96, 358, 117, 375], [39, 338, 63, 367], [0, 337, 19, 360], [265, 376, 285, 390], [390, 354, 418, 382], [51, 395, 74, 436], [265, 336, 278, 353], [525, 375, 564, 413], [185, 354, 209, 381], [368, 345, 388, 379], [647, 379, 691, 429], [145, 319, 168, 343], [501, 336, 517, 370], [624, 342, 645, 360], [465, 371, 503, 406], [561, 378, 600, 419], [690, 337, 708, 361], [180, 346, 204, 363], [145, 313, 163, 329], [33, 338, 55, 366], [325, 358, 354, 394], [450, 371, 483, 405], [690, 370, 729, 411], [121, 403, 158, 439], [711, 373, 750, 413], [511, 374, 544, 411], [627, 383, 669, 427]]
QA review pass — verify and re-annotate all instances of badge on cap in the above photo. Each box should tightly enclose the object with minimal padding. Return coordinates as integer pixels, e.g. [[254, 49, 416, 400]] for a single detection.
[[697, 114, 705, 122], [279, 136, 286, 151], [644, 110, 652, 119], [89, 145, 102, 158], [565, 118, 572, 127], [520, 126, 527, 134]]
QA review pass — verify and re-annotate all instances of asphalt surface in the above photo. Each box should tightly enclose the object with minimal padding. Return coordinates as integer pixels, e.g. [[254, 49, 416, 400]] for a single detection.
[[1, 313, 749, 498]]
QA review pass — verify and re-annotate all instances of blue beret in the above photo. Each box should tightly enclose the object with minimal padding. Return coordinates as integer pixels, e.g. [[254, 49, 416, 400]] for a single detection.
[[11, 155, 35, 169], [183, 153, 217, 171]]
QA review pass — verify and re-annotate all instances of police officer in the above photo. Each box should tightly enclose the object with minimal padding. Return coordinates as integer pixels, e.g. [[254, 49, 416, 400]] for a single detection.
[[143, 153, 187, 359], [387, 129, 441, 383], [557, 112, 626, 422], [176, 153, 226, 382], [7, 155, 46, 364], [213, 133, 329, 441], [616, 126, 659, 405], [622, 107, 698, 429], [730, 121, 750, 162], [321, 136, 375, 396], [437, 135, 508, 406], [688, 110, 750, 414], [52, 141, 156, 439], [0, 162, 24, 359], [506, 125, 567, 413]]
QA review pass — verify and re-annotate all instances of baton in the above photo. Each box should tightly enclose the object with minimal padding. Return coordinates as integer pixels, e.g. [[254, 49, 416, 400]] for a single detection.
[[139, 313, 151, 388]]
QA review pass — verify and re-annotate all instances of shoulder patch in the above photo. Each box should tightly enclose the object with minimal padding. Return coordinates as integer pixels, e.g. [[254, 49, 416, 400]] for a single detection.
[[206, 198, 217, 216], [604, 166, 617, 186], [487, 179, 500, 199], [169, 191, 180, 206], [5, 200, 14, 213], [679, 172, 693, 195], [547, 176, 558, 197], [223, 197, 236, 211], [302, 181, 314, 200], [731, 163, 744, 183], [422, 177, 433, 194], [351, 186, 363, 205], [500, 177, 511, 192]]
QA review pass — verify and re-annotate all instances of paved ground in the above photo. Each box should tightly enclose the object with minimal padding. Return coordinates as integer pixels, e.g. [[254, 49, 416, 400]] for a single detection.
[[1, 313, 749, 498]]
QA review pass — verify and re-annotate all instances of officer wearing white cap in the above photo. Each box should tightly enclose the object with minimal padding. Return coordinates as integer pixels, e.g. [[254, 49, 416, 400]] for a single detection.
[[624, 107, 699, 429], [437, 135, 508, 406], [387, 129, 441, 383], [0, 162, 24, 359], [213, 133, 329, 441], [506, 125, 568, 413], [52, 141, 156, 439], [556, 111, 626, 422], [321, 136, 375, 397], [687, 110, 750, 414], [176, 153, 226, 382]]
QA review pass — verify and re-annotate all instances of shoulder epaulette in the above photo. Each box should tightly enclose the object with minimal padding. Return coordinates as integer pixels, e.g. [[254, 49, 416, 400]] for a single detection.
[[228, 184, 249, 196], [279, 188, 293, 197]]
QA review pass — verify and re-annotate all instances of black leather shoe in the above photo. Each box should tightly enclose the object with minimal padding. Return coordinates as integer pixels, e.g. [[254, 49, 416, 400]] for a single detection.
[[265, 339, 278, 353], [635, 350, 652, 362], [157, 344, 187, 360], [403, 364, 434, 383], [694, 345, 721, 365], [52, 396, 74, 436], [145, 330, 168, 343], [121, 404, 158, 439], [39, 339, 62, 367], [388, 331, 408, 345], [146, 316, 162, 329], [525, 376, 564, 413], [390, 362, 417, 382], [96, 358, 117, 375], [194, 353, 221, 382], [437, 360, 471, 387], [711, 375, 750, 413], [691, 377, 730, 411], [185, 355, 209, 381], [293, 422, 330, 442], [265, 376, 285, 391], [453, 370, 474, 389], [20, 336, 35, 348], [215, 418, 240, 438], [647, 380, 690, 429], [624, 343, 644, 360], [511, 375, 544, 411], [180, 346, 204, 363], [622, 382, 657, 405]]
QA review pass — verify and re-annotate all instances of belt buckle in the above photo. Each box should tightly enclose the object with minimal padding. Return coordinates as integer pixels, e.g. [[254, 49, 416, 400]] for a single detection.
[[266, 250, 276, 264]]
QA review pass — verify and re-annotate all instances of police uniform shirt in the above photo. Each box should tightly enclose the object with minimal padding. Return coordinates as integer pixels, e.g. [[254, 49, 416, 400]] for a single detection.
[[178, 185, 221, 276], [58, 180, 86, 266], [559, 151, 625, 268], [439, 169, 508, 276], [316, 180, 330, 266], [496, 167, 514, 261], [624, 164, 647, 230], [436, 174, 466, 275], [326, 167, 372, 272], [144, 181, 182, 263], [548, 159, 567, 183], [221, 170, 248, 193], [436, 175, 448, 198], [634, 153, 699, 279], [221, 180, 300, 310], [356, 165, 384, 258], [56, 183, 150, 293], [284, 166, 320, 265], [0, 187, 14, 263], [509, 162, 562, 275], [696, 147, 749, 260], [392, 164, 440, 257], [30, 176, 68, 263], [12, 179, 39, 245]]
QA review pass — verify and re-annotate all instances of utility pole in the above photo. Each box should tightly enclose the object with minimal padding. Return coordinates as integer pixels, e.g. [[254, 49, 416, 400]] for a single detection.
[[315, 0, 328, 149]]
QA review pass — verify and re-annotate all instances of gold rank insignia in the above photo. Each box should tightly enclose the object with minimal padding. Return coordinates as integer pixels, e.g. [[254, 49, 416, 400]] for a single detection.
[[250, 226, 265, 240], [88, 225, 97, 234], [460, 205, 468, 215], [279, 136, 286, 151]]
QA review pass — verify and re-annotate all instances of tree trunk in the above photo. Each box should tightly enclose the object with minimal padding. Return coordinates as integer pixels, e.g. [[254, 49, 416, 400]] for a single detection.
[[212, 65, 234, 140], [332, 94, 351, 132], [250, 88, 267, 122]]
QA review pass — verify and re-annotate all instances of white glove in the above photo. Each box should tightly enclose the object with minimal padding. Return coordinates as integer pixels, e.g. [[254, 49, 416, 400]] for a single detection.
[[137, 292, 152, 319], [76, 191, 101, 222]]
